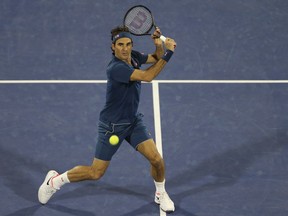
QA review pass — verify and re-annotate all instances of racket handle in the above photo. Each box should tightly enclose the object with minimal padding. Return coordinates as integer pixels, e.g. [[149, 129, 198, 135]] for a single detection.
[[160, 35, 166, 42], [160, 35, 176, 48]]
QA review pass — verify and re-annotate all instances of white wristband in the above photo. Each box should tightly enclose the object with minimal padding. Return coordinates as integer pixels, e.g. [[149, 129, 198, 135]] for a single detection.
[[160, 35, 166, 42]]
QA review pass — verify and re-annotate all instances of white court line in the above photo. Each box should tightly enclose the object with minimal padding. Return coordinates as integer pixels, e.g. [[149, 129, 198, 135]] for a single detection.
[[152, 82, 163, 157], [1, 80, 288, 84], [0, 80, 107, 84], [152, 81, 166, 216], [155, 80, 288, 83]]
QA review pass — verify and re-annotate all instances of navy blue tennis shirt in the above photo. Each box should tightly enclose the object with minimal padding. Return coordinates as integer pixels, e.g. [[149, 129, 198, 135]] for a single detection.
[[99, 50, 148, 123]]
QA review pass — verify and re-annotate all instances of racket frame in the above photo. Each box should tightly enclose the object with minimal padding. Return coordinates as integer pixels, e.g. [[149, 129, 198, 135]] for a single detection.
[[123, 5, 166, 41]]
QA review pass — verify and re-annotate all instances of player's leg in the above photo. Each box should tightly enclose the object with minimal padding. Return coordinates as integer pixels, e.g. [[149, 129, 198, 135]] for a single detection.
[[38, 120, 122, 204], [67, 158, 110, 182], [50, 158, 110, 188], [137, 139, 175, 212], [137, 138, 165, 182], [38, 158, 110, 204], [127, 114, 166, 182]]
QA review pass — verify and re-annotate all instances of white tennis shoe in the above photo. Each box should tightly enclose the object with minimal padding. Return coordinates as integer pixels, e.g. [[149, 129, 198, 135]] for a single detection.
[[155, 191, 175, 212], [38, 170, 59, 204]]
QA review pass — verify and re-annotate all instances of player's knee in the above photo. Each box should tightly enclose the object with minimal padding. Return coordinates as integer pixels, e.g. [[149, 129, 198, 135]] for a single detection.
[[150, 154, 164, 169], [89, 168, 106, 180]]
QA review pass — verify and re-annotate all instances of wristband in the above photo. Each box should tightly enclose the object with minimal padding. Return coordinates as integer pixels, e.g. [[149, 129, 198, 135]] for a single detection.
[[161, 50, 174, 62]]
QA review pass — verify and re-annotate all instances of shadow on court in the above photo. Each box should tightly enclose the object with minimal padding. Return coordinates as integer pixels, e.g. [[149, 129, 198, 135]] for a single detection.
[[1, 129, 286, 216], [0, 146, 47, 203], [4, 204, 96, 216], [167, 130, 287, 215]]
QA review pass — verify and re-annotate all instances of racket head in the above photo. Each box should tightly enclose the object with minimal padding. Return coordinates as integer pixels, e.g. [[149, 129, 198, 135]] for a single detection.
[[123, 5, 155, 36]]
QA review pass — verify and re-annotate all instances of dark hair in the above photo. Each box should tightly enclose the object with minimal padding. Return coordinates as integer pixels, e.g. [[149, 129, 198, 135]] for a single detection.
[[110, 25, 130, 42]]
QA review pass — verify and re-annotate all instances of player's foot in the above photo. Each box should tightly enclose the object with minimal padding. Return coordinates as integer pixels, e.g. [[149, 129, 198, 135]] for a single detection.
[[38, 170, 59, 204], [154, 191, 175, 212]]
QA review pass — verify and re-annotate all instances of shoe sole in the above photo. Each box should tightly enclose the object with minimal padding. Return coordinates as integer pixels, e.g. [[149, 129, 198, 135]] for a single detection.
[[154, 197, 175, 213]]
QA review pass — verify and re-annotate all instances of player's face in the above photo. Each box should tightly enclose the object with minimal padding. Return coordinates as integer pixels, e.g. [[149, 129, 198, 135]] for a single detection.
[[112, 38, 133, 61]]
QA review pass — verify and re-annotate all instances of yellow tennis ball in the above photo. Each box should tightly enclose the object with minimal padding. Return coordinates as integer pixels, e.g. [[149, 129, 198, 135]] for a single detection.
[[109, 135, 119, 145]]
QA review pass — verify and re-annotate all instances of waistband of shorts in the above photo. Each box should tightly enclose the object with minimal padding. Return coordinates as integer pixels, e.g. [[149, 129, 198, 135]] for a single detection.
[[99, 113, 144, 126]]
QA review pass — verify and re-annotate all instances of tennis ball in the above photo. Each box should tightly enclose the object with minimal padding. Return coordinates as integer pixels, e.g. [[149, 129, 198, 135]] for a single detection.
[[109, 135, 119, 145]]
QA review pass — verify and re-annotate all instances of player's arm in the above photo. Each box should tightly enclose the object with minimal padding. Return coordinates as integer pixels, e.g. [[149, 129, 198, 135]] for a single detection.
[[146, 28, 165, 64], [131, 59, 167, 82], [130, 38, 177, 82]]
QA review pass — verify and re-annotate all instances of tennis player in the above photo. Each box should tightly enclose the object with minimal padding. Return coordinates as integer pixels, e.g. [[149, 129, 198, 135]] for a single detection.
[[38, 25, 177, 212]]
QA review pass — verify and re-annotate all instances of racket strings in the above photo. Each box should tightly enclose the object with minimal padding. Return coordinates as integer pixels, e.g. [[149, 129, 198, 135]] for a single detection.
[[124, 7, 153, 35]]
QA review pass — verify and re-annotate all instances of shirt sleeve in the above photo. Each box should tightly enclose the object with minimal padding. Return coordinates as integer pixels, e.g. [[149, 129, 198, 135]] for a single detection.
[[132, 50, 148, 65], [110, 62, 134, 83]]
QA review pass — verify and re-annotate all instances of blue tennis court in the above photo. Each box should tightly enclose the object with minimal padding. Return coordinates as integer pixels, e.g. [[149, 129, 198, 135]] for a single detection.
[[1, 1, 288, 216]]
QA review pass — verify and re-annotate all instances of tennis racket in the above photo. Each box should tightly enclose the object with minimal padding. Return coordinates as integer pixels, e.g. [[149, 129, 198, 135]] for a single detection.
[[123, 5, 167, 42]]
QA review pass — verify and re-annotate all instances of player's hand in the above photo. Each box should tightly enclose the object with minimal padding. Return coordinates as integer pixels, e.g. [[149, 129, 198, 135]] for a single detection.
[[151, 27, 162, 46], [164, 38, 177, 51]]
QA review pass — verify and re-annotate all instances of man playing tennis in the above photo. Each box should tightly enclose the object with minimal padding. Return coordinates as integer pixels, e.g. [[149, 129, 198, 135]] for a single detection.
[[38, 25, 177, 213]]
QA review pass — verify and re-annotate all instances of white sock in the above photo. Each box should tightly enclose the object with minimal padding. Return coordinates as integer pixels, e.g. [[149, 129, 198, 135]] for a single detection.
[[154, 180, 166, 195], [50, 171, 70, 190]]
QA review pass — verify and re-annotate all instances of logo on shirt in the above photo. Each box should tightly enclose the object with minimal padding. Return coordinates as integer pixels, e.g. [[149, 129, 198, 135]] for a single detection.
[[131, 58, 138, 67]]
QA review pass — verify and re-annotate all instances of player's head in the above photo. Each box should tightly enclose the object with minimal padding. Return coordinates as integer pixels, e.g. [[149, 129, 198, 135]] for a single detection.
[[111, 26, 133, 60]]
